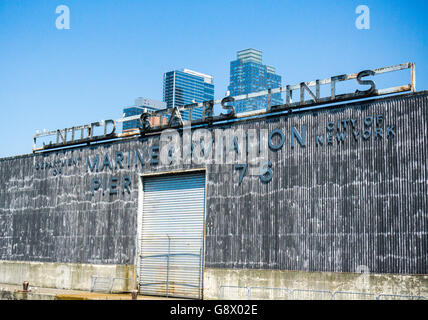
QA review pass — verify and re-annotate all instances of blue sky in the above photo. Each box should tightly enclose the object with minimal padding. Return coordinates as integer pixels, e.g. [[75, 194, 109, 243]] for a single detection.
[[0, 0, 427, 158]]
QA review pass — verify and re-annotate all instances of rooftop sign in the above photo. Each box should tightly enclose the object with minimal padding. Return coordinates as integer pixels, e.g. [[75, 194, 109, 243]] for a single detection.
[[33, 62, 415, 152]]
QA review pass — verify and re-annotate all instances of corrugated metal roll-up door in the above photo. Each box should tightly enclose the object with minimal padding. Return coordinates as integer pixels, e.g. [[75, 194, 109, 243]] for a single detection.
[[139, 172, 206, 299]]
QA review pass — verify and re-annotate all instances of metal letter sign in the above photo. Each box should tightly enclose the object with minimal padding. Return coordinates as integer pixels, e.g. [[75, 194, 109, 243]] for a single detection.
[[33, 63, 415, 152]]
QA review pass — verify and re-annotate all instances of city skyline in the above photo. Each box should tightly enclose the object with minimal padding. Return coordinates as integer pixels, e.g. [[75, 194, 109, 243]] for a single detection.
[[122, 48, 286, 131], [228, 48, 283, 113], [163, 68, 214, 121]]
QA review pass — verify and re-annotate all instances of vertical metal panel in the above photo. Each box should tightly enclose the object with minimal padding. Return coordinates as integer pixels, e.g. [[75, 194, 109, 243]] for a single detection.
[[139, 172, 205, 298], [203, 92, 428, 275]]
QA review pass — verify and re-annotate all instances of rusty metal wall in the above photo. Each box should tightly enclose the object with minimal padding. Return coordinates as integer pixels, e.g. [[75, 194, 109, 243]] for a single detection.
[[0, 91, 427, 275]]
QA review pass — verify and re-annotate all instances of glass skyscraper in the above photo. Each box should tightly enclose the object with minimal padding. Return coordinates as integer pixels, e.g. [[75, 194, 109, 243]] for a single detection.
[[228, 48, 283, 113], [122, 97, 166, 132], [163, 68, 214, 121]]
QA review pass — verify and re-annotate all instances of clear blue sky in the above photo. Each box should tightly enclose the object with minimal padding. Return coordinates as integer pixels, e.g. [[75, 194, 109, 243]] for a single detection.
[[0, 0, 427, 158]]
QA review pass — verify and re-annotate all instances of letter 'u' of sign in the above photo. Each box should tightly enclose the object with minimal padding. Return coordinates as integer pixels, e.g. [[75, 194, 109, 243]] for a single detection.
[[33, 63, 416, 152]]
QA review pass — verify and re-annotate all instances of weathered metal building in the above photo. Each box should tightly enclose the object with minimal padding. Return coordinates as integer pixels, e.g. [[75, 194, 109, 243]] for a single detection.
[[0, 91, 427, 299]]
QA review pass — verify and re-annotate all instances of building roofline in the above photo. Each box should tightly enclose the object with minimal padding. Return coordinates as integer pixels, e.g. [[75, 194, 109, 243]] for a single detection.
[[3, 90, 427, 162], [180, 68, 214, 84]]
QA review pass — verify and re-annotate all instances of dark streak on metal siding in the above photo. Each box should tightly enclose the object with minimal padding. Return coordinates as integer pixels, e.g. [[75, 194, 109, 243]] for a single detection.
[[0, 92, 427, 275]]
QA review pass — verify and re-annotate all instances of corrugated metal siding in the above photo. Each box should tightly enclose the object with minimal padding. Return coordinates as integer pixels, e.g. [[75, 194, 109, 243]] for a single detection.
[[0, 91, 426, 276], [139, 172, 205, 298], [205, 92, 428, 275]]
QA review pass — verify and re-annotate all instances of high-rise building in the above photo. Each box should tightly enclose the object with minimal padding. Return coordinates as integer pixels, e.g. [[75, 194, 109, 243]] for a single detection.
[[122, 97, 166, 132], [228, 48, 282, 113], [163, 68, 214, 121]]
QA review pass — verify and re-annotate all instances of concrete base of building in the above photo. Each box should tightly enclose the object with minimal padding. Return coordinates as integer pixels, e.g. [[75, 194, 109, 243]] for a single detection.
[[1, 261, 427, 300], [203, 268, 428, 300], [0, 260, 136, 292]]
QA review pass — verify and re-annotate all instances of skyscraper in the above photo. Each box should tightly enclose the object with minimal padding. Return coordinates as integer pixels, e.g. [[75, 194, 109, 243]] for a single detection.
[[228, 48, 282, 113], [122, 97, 166, 132], [163, 68, 214, 121]]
